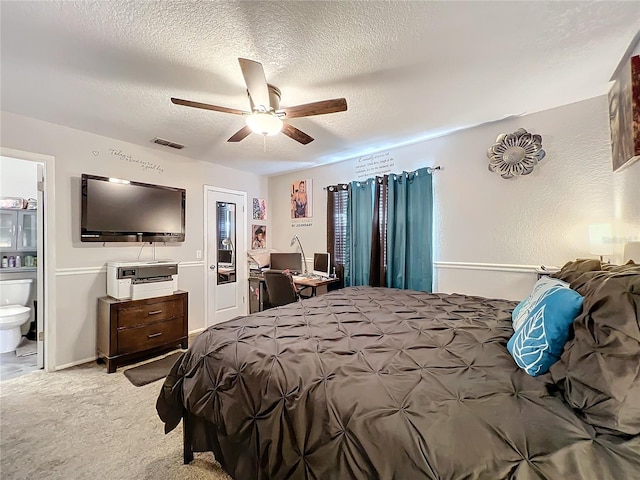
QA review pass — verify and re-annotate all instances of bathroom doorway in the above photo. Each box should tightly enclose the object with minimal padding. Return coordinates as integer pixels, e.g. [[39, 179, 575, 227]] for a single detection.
[[0, 150, 54, 379]]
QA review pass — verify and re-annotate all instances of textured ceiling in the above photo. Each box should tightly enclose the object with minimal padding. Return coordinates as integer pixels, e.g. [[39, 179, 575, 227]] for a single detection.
[[1, 1, 639, 176]]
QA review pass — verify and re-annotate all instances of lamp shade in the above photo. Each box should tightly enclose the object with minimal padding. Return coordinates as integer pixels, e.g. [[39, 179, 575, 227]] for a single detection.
[[588, 223, 613, 256], [246, 113, 283, 136]]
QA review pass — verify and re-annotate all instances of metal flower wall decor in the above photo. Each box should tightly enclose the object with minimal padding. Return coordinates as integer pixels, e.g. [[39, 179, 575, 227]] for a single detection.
[[487, 128, 546, 179]]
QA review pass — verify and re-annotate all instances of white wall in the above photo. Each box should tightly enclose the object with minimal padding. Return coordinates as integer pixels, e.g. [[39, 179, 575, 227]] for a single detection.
[[1, 111, 268, 369], [269, 96, 634, 300], [613, 159, 640, 256], [0, 156, 38, 199]]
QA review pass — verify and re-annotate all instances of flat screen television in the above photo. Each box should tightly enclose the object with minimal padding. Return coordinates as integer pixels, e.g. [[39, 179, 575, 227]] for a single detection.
[[81, 174, 186, 242]]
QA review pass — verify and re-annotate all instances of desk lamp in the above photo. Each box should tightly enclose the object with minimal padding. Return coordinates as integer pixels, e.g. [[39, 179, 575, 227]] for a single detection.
[[290, 235, 308, 275], [222, 238, 235, 266]]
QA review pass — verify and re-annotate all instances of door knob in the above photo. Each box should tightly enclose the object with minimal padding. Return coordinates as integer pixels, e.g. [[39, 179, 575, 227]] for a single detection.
[[209, 265, 217, 271]]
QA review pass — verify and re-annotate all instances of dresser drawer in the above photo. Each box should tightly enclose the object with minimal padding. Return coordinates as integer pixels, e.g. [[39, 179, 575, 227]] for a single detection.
[[117, 317, 184, 354], [97, 291, 188, 373], [117, 298, 184, 328]]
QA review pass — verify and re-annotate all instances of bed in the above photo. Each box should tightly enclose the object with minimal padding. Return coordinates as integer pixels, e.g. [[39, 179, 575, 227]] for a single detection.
[[157, 264, 640, 479]]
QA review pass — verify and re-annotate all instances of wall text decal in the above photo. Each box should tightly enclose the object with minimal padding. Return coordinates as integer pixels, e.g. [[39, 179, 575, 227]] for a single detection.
[[355, 151, 395, 179], [109, 148, 164, 174], [291, 221, 313, 228]]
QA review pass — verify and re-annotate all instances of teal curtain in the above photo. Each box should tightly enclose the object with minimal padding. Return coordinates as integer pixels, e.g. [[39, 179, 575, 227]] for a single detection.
[[345, 178, 375, 286], [386, 167, 433, 291]]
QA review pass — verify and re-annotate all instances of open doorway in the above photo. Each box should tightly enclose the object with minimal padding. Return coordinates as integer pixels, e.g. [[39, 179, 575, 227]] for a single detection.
[[0, 150, 54, 379]]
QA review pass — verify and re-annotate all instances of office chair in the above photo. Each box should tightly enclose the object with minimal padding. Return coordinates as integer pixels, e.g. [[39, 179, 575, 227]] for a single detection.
[[263, 271, 301, 307]]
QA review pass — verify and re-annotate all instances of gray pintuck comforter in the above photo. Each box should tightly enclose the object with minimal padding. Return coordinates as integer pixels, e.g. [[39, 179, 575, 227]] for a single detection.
[[157, 287, 640, 479]]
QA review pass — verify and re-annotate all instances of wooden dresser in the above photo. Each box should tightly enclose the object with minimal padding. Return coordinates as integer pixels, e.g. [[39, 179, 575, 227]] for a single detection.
[[97, 291, 188, 373]]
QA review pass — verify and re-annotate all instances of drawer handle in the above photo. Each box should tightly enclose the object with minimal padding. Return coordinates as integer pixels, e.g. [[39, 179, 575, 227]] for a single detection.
[[148, 332, 163, 339], [148, 310, 163, 315]]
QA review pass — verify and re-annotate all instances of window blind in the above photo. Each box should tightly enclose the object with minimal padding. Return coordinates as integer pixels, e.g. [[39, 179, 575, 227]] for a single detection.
[[331, 189, 348, 265]]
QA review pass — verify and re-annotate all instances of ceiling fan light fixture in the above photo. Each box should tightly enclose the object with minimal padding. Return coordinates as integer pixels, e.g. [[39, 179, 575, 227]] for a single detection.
[[172, 58, 346, 145], [246, 112, 283, 136]]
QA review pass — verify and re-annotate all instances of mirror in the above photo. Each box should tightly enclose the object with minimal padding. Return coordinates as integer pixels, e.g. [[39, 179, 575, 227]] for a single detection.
[[216, 201, 236, 285]]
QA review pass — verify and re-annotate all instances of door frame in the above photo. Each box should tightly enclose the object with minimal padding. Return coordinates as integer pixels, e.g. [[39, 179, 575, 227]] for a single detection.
[[1, 147, 56, 372], [203, 185, 248, 327]]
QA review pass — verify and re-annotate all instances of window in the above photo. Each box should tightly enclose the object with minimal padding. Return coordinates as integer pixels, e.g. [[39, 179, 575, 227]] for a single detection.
[[326, 184, 349, 284], [327, 167, 433, 291], [330, 189, 348, 265], [327, 180, 387, 287]]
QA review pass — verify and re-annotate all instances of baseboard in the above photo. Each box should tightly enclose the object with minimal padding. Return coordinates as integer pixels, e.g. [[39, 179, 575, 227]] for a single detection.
[[55, 355, 98, 371], [55, 332, 201, 371]]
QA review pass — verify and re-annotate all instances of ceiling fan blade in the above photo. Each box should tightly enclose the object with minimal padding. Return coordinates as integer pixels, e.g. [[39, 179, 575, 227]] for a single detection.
[[281, 122, 314, 145], [171, 98, 247, 115], [281, 98, 347, 119], [227, 125, 252, 142], [238, 58, 271, 111]]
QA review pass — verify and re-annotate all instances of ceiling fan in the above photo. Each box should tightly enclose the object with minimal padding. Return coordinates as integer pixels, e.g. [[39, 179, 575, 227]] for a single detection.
[[171, 58, 348, 145]]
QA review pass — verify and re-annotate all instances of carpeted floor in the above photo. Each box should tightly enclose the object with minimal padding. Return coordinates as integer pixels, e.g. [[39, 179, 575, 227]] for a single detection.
[[0, 360, 232, 480]]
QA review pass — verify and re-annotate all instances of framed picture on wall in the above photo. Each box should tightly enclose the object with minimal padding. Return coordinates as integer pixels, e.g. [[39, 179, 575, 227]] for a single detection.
[[609, 54, 640, 172], [251, 225, 266, 249], [290, 179, 312, 219], [252, 198, 266, 220]]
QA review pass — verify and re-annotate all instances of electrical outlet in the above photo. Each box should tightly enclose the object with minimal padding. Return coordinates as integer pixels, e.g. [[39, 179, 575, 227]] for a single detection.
[[196, 250, 202, 260]]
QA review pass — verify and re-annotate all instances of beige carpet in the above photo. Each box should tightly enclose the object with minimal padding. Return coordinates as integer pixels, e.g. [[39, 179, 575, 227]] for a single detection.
[[0, 361, 232, 480]]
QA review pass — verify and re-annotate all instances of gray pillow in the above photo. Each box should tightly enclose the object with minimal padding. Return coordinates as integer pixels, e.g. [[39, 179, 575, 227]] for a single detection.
[[550, 270, 640, 435], [550, 259, 602, 284]]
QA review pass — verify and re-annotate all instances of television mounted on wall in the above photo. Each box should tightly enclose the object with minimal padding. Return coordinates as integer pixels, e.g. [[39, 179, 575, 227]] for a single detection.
[[81, 174, 186, 242]]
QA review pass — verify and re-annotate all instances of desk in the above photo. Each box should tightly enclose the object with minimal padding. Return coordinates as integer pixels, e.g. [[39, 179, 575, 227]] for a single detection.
[[248, 275, 340, 313], [217, 267, 236, 283], [291, 276, 340, 297]]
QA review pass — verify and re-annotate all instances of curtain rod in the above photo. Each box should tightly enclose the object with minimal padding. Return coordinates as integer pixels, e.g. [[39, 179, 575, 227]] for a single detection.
[[323, 166, 442, 190]]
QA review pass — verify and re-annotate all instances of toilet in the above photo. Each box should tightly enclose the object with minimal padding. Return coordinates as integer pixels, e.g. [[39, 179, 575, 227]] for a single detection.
[[0, 279, 34, 354]]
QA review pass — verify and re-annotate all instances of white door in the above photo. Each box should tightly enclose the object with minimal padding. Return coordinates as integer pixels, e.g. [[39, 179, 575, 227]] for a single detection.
[[205, 187, 247, 326]]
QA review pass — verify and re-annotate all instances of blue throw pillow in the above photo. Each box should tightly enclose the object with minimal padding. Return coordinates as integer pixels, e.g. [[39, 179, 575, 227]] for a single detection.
[[507, 284, 583, 376], [512, 277, 571, 331], [511, 300, 525, 324]]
